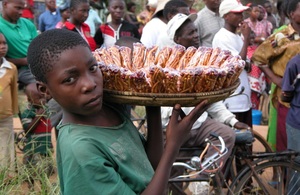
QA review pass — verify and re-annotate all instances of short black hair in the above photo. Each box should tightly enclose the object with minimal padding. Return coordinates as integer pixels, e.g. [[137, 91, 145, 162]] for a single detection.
[[70, 0, 89, 8], [126, 2, 136, 10], [28, 29, 89, 83], [163, 0, 188, 21], [284, 0, 300, 18], [115, 36, 141, 49]]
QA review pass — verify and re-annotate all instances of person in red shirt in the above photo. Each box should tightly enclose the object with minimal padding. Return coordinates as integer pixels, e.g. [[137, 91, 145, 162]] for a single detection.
[[64, 0, 97, 51], [22, 0, 34, 21]]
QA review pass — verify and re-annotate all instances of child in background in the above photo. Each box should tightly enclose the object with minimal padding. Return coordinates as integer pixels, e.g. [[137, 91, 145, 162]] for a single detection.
[[55, 3, 70, 29], [27, 29, 208, 194], [0, 33, 18, 179], [20, 84, 53, 188], [281, 54, 300, 194], [64, 0, 97, 51]]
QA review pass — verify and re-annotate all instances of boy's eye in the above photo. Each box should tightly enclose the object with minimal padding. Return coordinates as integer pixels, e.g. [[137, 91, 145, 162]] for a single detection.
[[90, 64, 99, 72], [63, 77, 75, 84]]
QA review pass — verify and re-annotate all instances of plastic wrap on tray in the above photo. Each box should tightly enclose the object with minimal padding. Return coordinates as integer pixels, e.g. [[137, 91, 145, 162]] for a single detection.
[[165, 45, 186, 69], [197, 47, 213, 66], [132, 43, 146, 69], [155, 46, 172, 68], [213, 49, 232, 67], [147, 66, 165, 93], [163, 69, 180, 93], [144, 46, 158, 68], [196, 67, 218, 92], [187, 46, 208, 67], [130, 70, 151, 93], [108, 45, 122, 67], [207, 47, 221, 66], [214, 68, 228, 90], [178, 46, 197, 70], [178, 69, 197, 93], [119, 46, 132, 70]]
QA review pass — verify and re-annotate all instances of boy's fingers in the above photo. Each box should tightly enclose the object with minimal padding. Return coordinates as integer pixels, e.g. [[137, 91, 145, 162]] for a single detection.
[[170, 104, 182, 124], [186, 100, 209, 122]]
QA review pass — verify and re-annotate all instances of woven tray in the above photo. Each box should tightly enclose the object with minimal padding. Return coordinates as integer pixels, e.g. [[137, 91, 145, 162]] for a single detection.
[[103, 80, 240, 107]]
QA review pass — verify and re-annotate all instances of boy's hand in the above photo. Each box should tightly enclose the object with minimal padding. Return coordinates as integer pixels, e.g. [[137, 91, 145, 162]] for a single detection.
[[165, 100, 209, 149]]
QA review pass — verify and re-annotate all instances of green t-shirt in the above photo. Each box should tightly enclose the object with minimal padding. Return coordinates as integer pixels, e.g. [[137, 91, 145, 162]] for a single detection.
[[57, 108, 154, 195], [0, 16, 37, 69]]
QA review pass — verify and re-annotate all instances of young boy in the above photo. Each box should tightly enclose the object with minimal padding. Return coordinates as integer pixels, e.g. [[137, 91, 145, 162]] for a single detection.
[[0, 0, 38, 89], [27, 29, 208, 194], [0, 33, 18, 178], [20, 84, 53, 188], [281, 54, 300, 194], [212, 0, 252, 127]]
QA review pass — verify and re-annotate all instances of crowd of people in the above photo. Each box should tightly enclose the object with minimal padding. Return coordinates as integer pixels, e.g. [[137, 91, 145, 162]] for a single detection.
[[0, 0, 300, 194]]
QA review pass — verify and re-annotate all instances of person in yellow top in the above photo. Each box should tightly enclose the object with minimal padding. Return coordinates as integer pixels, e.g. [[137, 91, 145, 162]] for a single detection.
[[251, 0, 300, 152], [0, 33, 18, 179]]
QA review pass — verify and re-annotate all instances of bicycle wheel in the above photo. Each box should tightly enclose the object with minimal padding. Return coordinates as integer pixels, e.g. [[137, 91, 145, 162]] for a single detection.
[[252, 130, 273, 153], [233, 160, 300, 195]]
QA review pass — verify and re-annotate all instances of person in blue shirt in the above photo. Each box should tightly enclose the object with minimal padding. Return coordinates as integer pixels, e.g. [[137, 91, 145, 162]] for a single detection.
[[281, 53, 300, 195], [39, 0, 61, 32]]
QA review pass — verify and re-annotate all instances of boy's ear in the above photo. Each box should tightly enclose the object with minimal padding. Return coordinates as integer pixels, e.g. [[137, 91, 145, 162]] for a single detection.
[[36, 81, 52, 101]]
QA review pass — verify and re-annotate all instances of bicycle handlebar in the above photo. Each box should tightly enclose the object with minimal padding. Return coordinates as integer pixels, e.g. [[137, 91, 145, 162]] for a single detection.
[[172, 133, 227, 178]]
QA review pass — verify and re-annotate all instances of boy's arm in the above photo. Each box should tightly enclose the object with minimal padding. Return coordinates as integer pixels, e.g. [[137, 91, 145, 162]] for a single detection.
[[145, 106, 163, 170], [6, 57, 28, 67], [141, 101, 209, 195]]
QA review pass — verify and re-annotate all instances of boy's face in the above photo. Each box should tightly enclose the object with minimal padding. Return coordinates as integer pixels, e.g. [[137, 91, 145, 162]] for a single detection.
[[224, 12, 244, 28], [39, 46, 104, 117], [108, 0, 125, 20], [0, 34, 8, 58], [290, 3, 300, 24], [71, 2, 90, 24], [2, 0, 25, 23]]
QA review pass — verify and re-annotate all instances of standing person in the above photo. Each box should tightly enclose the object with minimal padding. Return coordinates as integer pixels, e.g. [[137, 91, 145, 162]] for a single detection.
[[85, 2, 102, 37], [156, 0, 190, 49], [124, 1, 140, 29], [0, 33, 18, 180], [94, 0, 140, 48], [137, 0, 157, 34], [39, 0, 62, 32], [263, 0, 278, 30], [20, 84, 53, 189], [0, 0, 38, 91], [244, 3, 272, 45], [212, 0, 252, 127], [194, 0, 224, 47], [281, 54, 300, 194], [55, 3, 70, 29], [140, 0, 170, 48], [21, 0, 34, 22], [27, 28, 209, 195], [252, 0, 300, 152], [160, 13, 249, 195], [64, 0, 97, 51]]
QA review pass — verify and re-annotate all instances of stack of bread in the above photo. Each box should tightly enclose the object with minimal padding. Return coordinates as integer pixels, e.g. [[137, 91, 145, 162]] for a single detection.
[[93, 43, 244, 93]]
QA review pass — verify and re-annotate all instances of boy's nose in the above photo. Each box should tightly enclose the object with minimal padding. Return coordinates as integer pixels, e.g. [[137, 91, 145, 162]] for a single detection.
[[81, 75, 97, 93]]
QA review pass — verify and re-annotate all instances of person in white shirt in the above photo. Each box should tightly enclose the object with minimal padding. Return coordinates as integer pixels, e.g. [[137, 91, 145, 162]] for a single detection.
[[161, 13, 250, 195], [212, 0, 252, 127], [140, 0, 170, 47]]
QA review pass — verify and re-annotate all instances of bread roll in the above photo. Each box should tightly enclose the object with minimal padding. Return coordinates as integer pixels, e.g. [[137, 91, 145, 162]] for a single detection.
[[178, 46, 197, 70], [108, 45, 122, 67], [119, 46, 133, 70]]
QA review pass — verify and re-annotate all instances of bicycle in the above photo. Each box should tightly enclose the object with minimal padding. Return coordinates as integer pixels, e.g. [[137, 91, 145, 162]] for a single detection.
[[168, 132, 300, 195]]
